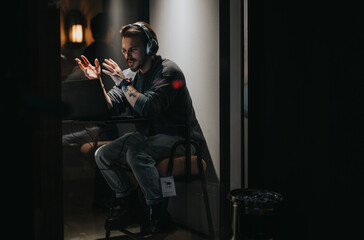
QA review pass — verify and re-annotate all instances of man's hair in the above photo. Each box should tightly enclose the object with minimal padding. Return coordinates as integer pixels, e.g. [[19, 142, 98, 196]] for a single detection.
[[90, 13, 112, 40], [120, 22, 158, 47]]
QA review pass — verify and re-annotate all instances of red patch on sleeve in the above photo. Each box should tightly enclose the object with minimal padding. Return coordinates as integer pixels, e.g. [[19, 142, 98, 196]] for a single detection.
[[172, 79, 183, 89]]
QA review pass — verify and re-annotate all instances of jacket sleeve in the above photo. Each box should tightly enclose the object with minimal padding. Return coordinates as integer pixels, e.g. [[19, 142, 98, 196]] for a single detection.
[[107, 86, 129, 115], [133, 70, 185, 118]]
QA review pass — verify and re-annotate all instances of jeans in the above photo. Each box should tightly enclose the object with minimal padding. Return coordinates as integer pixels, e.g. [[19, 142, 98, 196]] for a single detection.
[[95, 131, 185, 205]]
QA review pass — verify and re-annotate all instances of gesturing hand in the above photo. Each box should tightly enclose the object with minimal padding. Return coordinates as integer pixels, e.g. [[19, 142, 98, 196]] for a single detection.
[[102, 58, 125, 85], [75, 55, 101, 80]]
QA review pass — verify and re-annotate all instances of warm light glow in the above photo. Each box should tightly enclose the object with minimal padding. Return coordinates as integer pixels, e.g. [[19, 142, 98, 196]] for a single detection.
[[69, 24, 83, 43]]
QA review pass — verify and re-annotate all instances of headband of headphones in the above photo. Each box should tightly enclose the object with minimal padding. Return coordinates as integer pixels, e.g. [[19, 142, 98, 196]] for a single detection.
[[131, 22, 159, 56]]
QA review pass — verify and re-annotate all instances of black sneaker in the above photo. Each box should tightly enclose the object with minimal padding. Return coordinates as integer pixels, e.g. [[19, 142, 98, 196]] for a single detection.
[[139, 200, 173, 237], [104, 208, 138, 230], [104, 191, 140, 230]]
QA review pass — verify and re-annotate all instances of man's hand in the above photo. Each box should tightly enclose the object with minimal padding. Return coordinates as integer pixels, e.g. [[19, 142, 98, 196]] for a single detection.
[[75, 55, 112, 107], [102, 58, 126, 86], [75, 55, 101, 79]]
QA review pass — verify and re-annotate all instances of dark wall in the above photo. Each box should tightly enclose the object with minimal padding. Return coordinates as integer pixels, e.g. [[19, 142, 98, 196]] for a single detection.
[[3, 1, 62, 239], [248, 1, 364, 239]]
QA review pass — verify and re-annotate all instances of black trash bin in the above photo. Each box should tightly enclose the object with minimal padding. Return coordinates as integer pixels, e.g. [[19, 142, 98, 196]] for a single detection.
[[228, 188, 283, 240]]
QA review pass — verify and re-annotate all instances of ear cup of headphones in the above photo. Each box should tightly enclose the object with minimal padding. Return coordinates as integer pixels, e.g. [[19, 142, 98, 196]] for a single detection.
[[146, 38, 159, 56], [131, 22, 159, 56]]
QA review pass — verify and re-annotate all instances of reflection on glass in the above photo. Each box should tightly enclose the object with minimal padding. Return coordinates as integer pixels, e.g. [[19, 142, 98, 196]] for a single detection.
[[69, 24, 83, 43]]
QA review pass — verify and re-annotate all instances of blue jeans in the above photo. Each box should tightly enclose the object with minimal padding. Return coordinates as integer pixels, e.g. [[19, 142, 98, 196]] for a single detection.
[[95, 131, 185, 205]]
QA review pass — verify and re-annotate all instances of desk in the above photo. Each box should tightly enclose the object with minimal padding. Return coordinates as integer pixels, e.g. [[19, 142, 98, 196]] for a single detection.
[[63, 116, 149, 124]]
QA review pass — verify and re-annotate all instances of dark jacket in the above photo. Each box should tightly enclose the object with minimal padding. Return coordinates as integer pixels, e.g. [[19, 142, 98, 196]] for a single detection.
[[107, 56, 202, 139]]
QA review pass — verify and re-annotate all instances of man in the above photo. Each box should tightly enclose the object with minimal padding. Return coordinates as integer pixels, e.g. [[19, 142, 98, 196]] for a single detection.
[[75, 22, 202, 235]]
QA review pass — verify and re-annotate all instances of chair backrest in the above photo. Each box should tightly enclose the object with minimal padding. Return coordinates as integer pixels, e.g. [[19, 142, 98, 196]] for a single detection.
[[166, 137, 205, 182], [157, 155, 207, 177]]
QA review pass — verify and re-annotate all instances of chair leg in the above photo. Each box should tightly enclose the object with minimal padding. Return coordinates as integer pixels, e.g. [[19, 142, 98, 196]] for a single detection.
[[200, 175, 214, 239], [105, 230, 110, 239], [197, 157, 214, 239], [104, 193, 116, 239]]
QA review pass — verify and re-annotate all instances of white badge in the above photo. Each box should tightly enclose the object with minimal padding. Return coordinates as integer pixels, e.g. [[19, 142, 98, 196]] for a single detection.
[[160, 176, 176, 197]]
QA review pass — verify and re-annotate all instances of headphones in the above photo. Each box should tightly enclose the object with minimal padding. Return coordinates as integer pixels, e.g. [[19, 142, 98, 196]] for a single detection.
[[131, 22, 159, 56]]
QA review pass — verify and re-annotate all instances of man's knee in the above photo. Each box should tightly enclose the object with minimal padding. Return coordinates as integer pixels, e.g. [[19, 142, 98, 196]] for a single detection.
[[94, 144, 109, 168], [126, 143, 155, 168]]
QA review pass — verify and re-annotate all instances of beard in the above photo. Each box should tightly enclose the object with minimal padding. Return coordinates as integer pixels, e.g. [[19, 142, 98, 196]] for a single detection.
[[127, 56, 147, 72]]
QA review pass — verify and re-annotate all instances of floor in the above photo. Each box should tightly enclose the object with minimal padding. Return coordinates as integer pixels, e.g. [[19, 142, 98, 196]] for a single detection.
[[63, 138, 208, 240], [64, 208, 207, 240]]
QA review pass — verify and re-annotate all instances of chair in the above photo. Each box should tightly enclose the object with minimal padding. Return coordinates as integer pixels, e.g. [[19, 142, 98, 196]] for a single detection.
[[103, 122, 214, 240], [163, 134, 214, 239]]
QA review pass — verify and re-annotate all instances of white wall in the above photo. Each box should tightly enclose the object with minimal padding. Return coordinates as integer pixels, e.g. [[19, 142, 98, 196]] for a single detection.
[[150, 0, 220, 178]]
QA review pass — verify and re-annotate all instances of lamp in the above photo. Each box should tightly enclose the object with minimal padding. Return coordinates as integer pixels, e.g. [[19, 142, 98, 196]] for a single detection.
[[65, 10, 85, 44], [69, 24, 83, 43]]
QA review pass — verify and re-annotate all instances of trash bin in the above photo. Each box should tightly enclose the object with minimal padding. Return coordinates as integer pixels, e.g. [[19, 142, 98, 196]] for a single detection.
[[228, 188, 283, 240]]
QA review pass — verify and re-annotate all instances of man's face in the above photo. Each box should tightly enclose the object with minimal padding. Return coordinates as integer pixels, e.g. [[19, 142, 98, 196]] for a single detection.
[[122, 36, 147, 72]]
